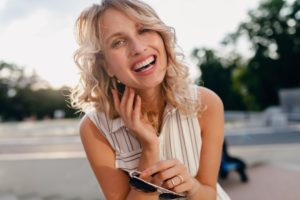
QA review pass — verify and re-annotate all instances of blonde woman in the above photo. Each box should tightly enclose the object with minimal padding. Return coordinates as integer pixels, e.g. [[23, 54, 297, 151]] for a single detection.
[[71, 0, 230, 199]]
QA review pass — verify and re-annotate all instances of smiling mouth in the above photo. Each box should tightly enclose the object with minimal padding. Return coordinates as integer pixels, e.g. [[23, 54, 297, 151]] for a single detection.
[[133, 56, 156, 73]]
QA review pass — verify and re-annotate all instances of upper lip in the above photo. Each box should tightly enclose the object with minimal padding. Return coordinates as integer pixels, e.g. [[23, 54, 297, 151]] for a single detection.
[[130, 55, 156, 71]]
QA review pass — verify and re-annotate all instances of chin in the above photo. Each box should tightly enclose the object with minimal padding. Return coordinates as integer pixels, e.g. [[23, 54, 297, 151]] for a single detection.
[[147, 78, 165, 89]]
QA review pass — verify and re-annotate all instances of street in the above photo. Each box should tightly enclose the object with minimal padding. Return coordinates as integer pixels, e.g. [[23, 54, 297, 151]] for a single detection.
[[0, 119, 300, 200]]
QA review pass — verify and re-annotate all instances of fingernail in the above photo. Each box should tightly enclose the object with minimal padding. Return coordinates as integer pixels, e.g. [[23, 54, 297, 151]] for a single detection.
[[141, 169, 150, 175], [140, 172, 148, 179]]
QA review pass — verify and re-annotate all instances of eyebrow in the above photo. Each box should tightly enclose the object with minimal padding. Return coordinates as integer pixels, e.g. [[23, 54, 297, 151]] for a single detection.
[[105, 32, 124, 44], [103, 23, 143, 45]]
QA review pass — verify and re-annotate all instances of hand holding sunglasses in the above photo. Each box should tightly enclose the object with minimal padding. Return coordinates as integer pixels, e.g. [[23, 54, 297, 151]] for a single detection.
[[124, 170, 187, 199]]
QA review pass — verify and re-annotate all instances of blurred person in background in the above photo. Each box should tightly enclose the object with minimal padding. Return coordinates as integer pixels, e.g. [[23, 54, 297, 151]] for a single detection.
[[70, 0, 230, 199]]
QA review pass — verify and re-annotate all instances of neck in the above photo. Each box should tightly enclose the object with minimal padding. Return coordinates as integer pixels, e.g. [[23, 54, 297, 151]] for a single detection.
[[136, 86, 165, 113]]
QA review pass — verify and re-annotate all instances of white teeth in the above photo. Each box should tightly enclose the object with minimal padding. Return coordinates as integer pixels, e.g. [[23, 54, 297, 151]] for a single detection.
[[133, 56, 155, 71]]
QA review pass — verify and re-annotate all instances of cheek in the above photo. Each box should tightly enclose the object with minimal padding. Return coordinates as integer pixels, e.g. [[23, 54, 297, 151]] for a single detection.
[[104, 52, 126, 73], [151, 34, 166, 50], [103, 55, 118, 77], [147, 35, 167, 65], [159, 45, 168, 67]]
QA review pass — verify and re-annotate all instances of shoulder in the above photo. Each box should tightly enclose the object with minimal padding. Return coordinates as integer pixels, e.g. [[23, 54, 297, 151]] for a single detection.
[[79, 115, 95, 135], [79, 114, 111, 146], [197, 86, 223, 111], [197, 86, 224, 129], [79, 115, 115, 169], [82, 110, 121, 137], [78, 116, 130, 199], [79, 115, 101, 141], [194, 87, 224, 188]]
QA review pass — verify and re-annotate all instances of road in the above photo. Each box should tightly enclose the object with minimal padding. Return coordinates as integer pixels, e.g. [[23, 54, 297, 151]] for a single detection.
[[1, 129, 300, 157], [226, 131, 300, 146], [0, 136, 84, 161], [0, 121, 300, 200]]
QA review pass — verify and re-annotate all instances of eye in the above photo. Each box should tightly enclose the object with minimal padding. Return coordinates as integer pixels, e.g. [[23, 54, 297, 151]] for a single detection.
[[138, 27, 151, 34], [111, 38, 126, 48]]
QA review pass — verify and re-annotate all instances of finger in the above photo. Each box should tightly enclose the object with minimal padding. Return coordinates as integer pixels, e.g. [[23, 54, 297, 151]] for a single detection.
[[119, 86, 129, 115], [162, 174, 185, 189], [132, 95, 141, 124], [111, 89, 120, 113], [171, 182, 190, 194], [125, 88, 135, 119], [140, 159, 177, 179], [152, 164, 183, 186]]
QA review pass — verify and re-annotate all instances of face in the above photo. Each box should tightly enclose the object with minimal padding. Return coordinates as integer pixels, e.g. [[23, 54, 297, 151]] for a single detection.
[[100, 8, 168, 91]]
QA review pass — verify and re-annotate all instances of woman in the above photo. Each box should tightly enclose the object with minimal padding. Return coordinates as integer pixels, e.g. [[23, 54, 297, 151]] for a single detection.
[[71, 0, 230, 199]]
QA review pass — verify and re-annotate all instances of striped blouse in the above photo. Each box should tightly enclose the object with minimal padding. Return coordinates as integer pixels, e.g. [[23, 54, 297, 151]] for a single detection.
[[86, 85, 230, 200]]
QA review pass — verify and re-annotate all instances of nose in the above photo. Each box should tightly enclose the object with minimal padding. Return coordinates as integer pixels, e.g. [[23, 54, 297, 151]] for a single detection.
[[130, 38, 146, 56]]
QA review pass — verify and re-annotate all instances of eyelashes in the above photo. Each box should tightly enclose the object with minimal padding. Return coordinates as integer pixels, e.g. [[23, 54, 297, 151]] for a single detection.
[[138, 27, 151, 34], [112, 39, 127, 48], [110, 27, 153, 49]]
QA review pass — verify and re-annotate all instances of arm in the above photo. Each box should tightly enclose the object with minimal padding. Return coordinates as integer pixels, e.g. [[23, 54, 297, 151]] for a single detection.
[[81, 87, 161, 200], [138, 87, 224, 200], [112, 87, 161, 199], [190, 87, 225, 199], [111, 87, 161, 172], [80, 116, 160, 200], [80, 116, 130, 200]]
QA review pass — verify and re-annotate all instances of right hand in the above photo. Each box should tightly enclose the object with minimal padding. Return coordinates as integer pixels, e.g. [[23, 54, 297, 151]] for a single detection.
[[111, 86, 159, 146]]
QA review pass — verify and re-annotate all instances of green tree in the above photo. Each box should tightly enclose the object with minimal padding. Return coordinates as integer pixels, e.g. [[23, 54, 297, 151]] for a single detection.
[[192, 48, 247, 110], [0, 61, 78, 121], [224, 0, 300, 110]]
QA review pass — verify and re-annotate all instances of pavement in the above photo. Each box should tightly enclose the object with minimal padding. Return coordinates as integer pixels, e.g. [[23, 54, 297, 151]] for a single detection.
[[0, 119, 300, 200], [219, 144, 300, 200]]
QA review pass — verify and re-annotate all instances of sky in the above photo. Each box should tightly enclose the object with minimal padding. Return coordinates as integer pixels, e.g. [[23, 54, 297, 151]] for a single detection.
[[0, 0, 261, 88]]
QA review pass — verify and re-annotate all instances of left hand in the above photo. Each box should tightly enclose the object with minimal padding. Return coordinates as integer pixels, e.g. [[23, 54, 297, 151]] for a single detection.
[[111, 87, 159, 146], [139, 159, 199, 196]]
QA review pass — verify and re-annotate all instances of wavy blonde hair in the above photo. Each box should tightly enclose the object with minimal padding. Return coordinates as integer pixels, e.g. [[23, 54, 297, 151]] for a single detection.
[[70, 0, 199, 118]]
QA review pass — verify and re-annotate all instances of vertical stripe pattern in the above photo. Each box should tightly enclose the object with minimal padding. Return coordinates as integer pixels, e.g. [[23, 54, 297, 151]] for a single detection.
[[86, 85, 230, 200]]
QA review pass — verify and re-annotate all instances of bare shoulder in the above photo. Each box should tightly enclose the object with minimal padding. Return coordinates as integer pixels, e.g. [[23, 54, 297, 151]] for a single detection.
[[79, 114, 112, 152], [79, 115, 130, 199], [194, 87, 225, 187], [198, 86, 223, 110], [197, 86, 224, 129], [79, 115, 103, 144], [79, 115, 98, 139], [79, 115, 93, 136]]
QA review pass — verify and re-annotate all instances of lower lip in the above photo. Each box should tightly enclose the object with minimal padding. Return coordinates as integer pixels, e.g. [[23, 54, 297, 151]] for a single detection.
[[133, 63, 156, 76]]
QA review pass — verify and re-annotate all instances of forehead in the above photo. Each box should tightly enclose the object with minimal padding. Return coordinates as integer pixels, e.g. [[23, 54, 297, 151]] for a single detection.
[[100, 8, 138, 39]]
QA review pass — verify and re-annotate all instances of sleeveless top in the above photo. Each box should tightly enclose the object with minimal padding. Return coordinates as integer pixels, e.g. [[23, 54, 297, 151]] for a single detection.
[[86, 85, 230, 200]]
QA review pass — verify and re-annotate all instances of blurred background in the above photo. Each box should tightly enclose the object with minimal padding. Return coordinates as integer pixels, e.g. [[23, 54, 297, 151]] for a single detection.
[[0, 0, 300, 199]]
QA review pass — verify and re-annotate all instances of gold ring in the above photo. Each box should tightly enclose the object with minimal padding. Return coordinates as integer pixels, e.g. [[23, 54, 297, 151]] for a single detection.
[[177, 175, 184, 184], [171, 178, 176, 186]]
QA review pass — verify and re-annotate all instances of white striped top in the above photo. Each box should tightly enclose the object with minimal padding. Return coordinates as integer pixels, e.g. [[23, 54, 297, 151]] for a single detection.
[[86, 85, 230, 200]]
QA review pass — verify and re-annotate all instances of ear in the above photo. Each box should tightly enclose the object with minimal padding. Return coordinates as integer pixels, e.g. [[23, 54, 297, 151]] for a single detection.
[[102, 62, 115, 77]]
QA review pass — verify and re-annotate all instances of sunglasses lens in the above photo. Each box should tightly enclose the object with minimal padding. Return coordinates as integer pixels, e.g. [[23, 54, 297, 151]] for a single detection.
[[127, 171, 186, 199], [129, 177, 157, 193], [159, 193, 185, 199]]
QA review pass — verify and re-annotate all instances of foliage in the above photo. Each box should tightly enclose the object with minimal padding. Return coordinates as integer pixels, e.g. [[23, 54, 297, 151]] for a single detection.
[[193, 0, 300, 110], [0, 61, 78, 121], [192, 49, 248, 110]]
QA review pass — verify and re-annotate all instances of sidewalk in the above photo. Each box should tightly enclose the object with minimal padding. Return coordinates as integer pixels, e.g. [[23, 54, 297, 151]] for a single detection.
[[219, 143, 300, 200], [0, 119, 300, 199], [0, 144, 299, 200], [220, 163, 300, 200]]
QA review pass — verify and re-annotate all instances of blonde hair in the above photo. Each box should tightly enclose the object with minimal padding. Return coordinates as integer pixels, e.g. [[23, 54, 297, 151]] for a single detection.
[[70, 0, 199, 118]]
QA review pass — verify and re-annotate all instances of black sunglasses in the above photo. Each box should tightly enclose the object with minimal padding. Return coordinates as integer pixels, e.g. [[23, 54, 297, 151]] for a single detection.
[[125, 170, 186, 199]]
